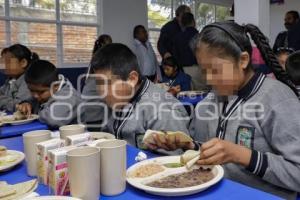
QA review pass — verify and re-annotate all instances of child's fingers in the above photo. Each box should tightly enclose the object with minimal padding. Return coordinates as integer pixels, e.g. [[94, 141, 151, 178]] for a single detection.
[[146, 142, 158, 150], [201, 138, 219, 151], [197, 154, 221, 165], [200, 146, 218, 159], [165, 136, 176, 150], [153, 135, 169, 150], [26, 105, 32, 117]]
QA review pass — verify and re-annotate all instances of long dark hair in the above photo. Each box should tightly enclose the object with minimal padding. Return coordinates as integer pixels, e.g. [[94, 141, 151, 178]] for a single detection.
[[7, 44, 39, 68], [92, 34, 112, 55], [191, 21, 298, 96]]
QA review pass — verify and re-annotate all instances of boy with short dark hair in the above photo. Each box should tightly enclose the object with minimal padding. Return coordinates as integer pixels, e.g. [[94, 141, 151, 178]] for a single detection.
[[286, 51, 300, 97], [17, 60, 82, 128], [91, 43, 189, 149], [275, 47, 294, 70]]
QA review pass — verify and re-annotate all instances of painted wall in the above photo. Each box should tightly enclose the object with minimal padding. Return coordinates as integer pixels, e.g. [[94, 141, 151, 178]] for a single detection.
[[100, 0, 148, 50], [235, 0, 270, 38]]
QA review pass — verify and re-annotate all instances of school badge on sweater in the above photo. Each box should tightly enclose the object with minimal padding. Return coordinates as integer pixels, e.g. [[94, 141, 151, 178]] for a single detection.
[[236, 126, 255, 149]]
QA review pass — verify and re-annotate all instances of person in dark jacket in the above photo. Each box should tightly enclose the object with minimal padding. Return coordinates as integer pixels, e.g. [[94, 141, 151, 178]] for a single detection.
[[157, 5, 191, 59], [172, 12, 198, 67], [172, 13, 206, 90], [273, 10, 299, 52], [288, 20, 300, 51]]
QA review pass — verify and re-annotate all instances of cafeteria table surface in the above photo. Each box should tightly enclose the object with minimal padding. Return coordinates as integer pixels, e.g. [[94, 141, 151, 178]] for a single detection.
[[0, 136, 283, 200], [178, 94, 207, 106], [0, 121, 48, 138]]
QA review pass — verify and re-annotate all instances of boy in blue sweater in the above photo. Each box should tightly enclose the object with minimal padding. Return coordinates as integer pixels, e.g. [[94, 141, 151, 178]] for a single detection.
[[162, 56, 191, 95]]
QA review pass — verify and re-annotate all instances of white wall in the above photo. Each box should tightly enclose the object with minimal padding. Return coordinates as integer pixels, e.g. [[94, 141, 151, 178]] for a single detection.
[[234, 0, 270, 38], [270, 1, 300, 45], [100, 0, 148, 50]]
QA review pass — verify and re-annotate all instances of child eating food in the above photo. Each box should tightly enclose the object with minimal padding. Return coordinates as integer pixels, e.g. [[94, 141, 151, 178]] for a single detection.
[[16, 60, 82, 128], [0, 44, 39, 112], [90, 43, 190, 149], [161, 56, 192, 95], [145, 22, 300, 199]]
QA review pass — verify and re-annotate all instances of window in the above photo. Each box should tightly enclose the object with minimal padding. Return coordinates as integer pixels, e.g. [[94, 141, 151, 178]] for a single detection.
[[60, 0, 97, 23], [195, 3, 216, 30], [0, 20, 5, 70], [147, 0, 231, 59], [216, 5, 231, 22], [11, 22, 57, 64], [0, 0, 4, 16], [148, 0, 173, 60], [0, 0, 99, 67], [0, 20, 5, 48], [9, 0, 56, 20], [62, 25, 97, 63]]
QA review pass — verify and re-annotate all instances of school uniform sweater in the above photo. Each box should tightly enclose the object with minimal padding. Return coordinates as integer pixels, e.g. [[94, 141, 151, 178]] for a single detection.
[[190, 73, 300, 199], [26, 76, 82, 128], [81, 77, 105, 125], [103, 78, 190, 149], [0, 74, 31, 112]]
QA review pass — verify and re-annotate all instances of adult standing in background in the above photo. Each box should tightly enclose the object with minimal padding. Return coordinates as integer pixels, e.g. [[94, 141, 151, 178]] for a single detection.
[[133, 25, 160, 82], [172, 13, 205, 90], [273, 10, 299, 52], [288, 16, 300, 51], [157, 5, 191, 59]]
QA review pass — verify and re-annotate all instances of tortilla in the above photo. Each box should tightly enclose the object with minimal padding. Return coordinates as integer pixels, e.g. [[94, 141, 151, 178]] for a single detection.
[[0, 154, 20, 167], [0, 181, 8, 187], [0, 179, 38, 200], [143, 130, 192, 145], [13, 111, 27, 121], [0, 185, 16, 199], [180, 150, 201, 169]]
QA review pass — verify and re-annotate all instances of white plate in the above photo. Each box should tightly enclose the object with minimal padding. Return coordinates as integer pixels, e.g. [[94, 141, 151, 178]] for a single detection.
[[127, 156, 224, 196], [0, 150, 25, 172], [30, 197, 82, 200], [6, 114, 39, 125], [88, 132, 116, 140]]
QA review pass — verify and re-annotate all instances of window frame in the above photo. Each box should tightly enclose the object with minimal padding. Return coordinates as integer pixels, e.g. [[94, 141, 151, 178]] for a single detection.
[[0, 0, 101, 68]]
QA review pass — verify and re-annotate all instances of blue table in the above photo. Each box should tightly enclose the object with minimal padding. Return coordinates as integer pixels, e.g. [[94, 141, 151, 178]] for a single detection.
[[0, 121, 48, 138], [0, 137, 282, 200], [178, 93, 208, 106]]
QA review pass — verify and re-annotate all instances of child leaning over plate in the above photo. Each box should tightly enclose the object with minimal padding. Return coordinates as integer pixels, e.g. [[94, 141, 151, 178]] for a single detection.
[[145, 22, 300, 200]]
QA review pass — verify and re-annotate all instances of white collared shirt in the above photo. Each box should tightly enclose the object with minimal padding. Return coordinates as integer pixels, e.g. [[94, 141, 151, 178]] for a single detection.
[[133, 39, 159, 76]]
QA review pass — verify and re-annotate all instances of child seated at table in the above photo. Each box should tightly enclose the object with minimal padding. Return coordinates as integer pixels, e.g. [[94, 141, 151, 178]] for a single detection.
[[145, 22, 300, 199], [161, 56, 192, 95], [275, 47, 295, 70], [90, 43, 190, 149], [16, 60, 82, 128], [286, 50, 300, 97], [81, 34, 113, 130], [0, 44, 39, 112]]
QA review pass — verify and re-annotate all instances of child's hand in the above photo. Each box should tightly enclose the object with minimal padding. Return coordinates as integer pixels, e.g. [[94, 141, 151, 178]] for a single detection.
[[145, 134, 194, 151], [16, 103, 32, 117], [197, 138, 252, 167], [168, 85, 181, 95]]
